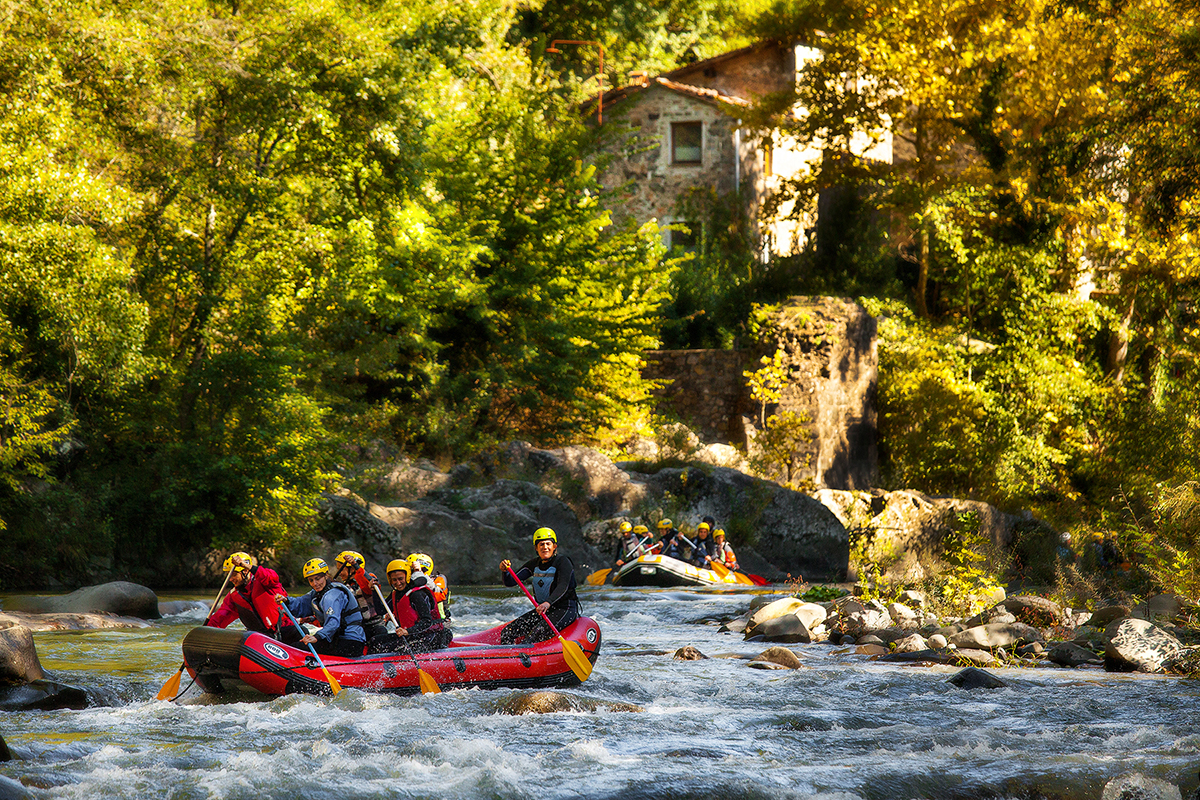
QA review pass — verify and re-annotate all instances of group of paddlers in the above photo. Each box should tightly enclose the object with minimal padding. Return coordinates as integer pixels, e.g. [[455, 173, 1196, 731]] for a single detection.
[[205, 526, 581, 657], [612, 517, 739, 571]]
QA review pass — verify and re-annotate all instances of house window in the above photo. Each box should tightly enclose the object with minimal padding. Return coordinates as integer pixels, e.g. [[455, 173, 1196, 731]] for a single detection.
[[671, 122, 703, 164]]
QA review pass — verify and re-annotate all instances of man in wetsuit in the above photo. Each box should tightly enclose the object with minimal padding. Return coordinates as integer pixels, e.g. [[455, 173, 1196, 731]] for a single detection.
[[498, 527, 579, 645]]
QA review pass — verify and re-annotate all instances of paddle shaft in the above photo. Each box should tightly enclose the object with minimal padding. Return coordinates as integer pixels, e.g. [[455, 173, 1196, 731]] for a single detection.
[[157, 568, 233, 701], [277, 598, 340, 693], [373, 583, 441, 693], [505, 566, 565, 637]]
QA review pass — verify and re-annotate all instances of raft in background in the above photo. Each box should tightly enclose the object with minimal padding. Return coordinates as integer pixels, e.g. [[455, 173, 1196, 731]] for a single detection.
[[610, 554, 741, 587], [181, 617, 602, 696]]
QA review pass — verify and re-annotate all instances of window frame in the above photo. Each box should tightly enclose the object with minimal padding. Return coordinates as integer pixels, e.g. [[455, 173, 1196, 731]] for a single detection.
[[670, 121, 703, 165]]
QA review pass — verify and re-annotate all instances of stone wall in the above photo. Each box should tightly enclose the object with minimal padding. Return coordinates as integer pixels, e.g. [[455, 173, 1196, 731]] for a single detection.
[[642, 297, 878, 490]]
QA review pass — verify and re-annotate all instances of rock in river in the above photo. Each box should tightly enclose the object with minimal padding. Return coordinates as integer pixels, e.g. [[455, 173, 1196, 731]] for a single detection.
[[0, 624, 45, 685], [4, 581, 161, 619], [492, 690, 641, 715], [1104, 618, 1184, 673]]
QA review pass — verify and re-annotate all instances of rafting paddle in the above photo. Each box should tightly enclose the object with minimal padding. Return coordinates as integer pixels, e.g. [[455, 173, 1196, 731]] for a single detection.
[[156, 568, 232, 700], [504, 566, 592, 682], [372, 583, 441, 694], [584, 569, 612, 585], [276, 600, 342, 696]]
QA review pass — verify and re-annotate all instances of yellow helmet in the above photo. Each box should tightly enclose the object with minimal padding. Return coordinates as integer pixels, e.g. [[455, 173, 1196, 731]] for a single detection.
[[619, 521, 633, 533], [334, 551, 364, 571], [633, 525, 649, 535], [533, 527, 557, 544], [407, 553, 434, 574], [302, 558, 329, 579], [223, 552, 255, 573], [697, 522, 711, 531], [386, 559, 411, 579], [713, 528, 726, 539], [658, 518, 673, 529]]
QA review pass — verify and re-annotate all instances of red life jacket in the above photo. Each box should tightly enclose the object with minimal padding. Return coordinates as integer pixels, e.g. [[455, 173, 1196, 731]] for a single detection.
[[388, 579, 444, 629]]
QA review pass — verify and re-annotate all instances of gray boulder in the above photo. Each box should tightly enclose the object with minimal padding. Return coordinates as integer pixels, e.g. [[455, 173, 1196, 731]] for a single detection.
[[0, 733, 10, 761], [1104, 618, 1185, 673], [891, 633, 928, 653], [491, 690, 641, 715], [0, 624, 44, 685], [1100, 772, 1183, 800], [948, 667, 1008, 690], [1087, 606, 1131, 628], [0, 680, 88, 711], [949, 622, 1042, 651], [750, 615, 812, 644], [751, 646, 805, 669], [672, 646, 707, 660], [4, 581, 160, 619], [1047, 641, 1104, 668], [833, 609, 891, 638]]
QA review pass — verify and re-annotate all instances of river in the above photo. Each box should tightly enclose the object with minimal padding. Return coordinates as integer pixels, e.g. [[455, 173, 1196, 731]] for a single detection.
[[2, 585, 1199, 800]]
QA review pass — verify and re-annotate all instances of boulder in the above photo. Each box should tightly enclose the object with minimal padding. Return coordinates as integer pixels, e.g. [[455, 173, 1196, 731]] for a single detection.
[[948, 667, 1008, 690], [0, 611, 149, 632], [0, 624, 44, 685], [928, 634, 948, 649], [747, 599, 827, 634], [750, 615, 812, 644], [717, 613, 750, 634], [158, 600, 209, 616], [1104, 619, 1185, 673], [1014, 641, 1045, 657], [997, 595, 1066, 627], [948, 622, 1042, 651], [747, 660, 794, 670], [751, 646, 805, 669], [855, 644, 888, 656], [891, 633, 928, 653], [1132, 594, 1184, 622], [0, 680, 88, 711], [833, 609, 891, 638], [1100, 773, 1183, 800], [672, 646, 707, 660], [887, 602, 920, 628], [1047, 641, 1104, 668], [1085, 606, 1131, 628], [491, 690, 642, 715], [5, 582, 160, 619], [0, 733, 9, 761]]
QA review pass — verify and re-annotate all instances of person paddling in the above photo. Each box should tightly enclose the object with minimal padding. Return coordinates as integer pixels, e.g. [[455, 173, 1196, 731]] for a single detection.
[[369, 559, 451, 654], [657, 519, 687, 561], [332, 551, 388, 641], [275, 558, 366, 658], [613, 522, 647, 568], [208, 552, 303, 645], [713, 528, 739, 571], [689, 522, 716, 567], [498, 527, 579, 645], [407, 552, 452, 622]]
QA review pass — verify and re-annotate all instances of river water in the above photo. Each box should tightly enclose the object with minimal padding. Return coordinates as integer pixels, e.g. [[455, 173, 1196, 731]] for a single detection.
[[2, 585, 1199, 800]]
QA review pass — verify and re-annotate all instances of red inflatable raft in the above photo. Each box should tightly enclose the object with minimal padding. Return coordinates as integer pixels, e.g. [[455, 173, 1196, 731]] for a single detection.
[[181, 617, 602, 696]]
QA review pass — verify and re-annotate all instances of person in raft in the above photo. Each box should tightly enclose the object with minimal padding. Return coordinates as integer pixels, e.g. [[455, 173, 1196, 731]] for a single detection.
[[369, 559, 452, 654], [208, 552, 304, 645], [331, 550, 388, 640], [613, 521, 647, 568], [713, 528, 739, 571], [407, 552, 452, 623], [498, 527, 579, 645], [690, 522, 717, 567], [656, 518, 688, 561], [275, 558, 366, 658]]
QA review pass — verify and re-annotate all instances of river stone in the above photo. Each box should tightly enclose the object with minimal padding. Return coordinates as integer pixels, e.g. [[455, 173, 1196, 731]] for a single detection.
[[4, 581, 161, 619], [948, 622, 1042, 651], [928, 634, 948, 649], [1086, 606, 1131, 628], [158, 600, 209, 616], [0, 680, 88, 711], [747, 660, 794, 670], [1104, 618, 1184, 673], [0, 624, 45, 685], [1015, 641, 1045, 657], [492, 691, 642, 715], [891, 633, 928, 653], [899, 589, 927, 608], [1100, 772, 1183, 800], [887, 602, 920, 628], [998, 595, 1066, 627], [1048, 641, 1104, 668], [0, 734, 9, 761], [673, 646, 708, 660], [948, 667, 1008, 690], [855, 644, 888, 656], [835, 609, 891, 637], [718, 614, 750, 634], [753, 646, 805, 669], [747, 599, 827, 633], [1132, 594, 1184, 622], [751, 615, 812, 644], [856, 634, 884, 646]]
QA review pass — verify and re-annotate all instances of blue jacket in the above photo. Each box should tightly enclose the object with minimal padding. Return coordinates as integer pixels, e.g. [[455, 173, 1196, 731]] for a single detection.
[[690, 535, 716, 567], [283, 581, 366, 644]]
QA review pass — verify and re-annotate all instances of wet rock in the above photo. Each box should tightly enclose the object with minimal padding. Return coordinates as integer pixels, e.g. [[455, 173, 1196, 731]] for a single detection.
[[0, 680, 88, 711], [1047, 641, 1104, 668], [948, 622, 1042, 651], [747, 660, 794, 670], [1100, 772, 1183, 800], [0, 624, 45, 685], [1086, 606, 1131, 628], [1014, 641, 1045, 658], [891, 633, 928, 653], [0, 733, 10, 761], [5, 581, 161, 619], [834, 609, 891, 637], [855, 644, 888, 656], [927, 634, 948, 649], [672, 646, 708, 660], [492, 690, 642, 715], [1104, 618, 1185, 673], [839, 634, 857, 645], [0, 611, 150, 632], [856, 634, 884, 646], [997, 595, 1066, 627], [752, 646, 804, 669], [158, 600, 209, 616], [948, 667, 1008, 690], [887, 602, 920, 628], [750, 615, 812, 644], [718, 613, 750, 633], [746, 598, 826, 635]]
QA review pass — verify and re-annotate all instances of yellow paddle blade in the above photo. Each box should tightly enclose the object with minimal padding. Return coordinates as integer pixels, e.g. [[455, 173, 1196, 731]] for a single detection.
[[709, 560, 731, 579], [155, 666, 184, 701], [320, 665, 342, 696], [418, 669, 442, 694], [559, 637, 593, 682], [734, 571, 756, 585], [585, 569, 611, 586]]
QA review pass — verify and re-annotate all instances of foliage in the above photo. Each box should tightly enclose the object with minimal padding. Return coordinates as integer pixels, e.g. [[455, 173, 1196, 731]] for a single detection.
[[743, 350, 813, 488], [1132, 482, 1200, 603], [928, 511, 1007, 618], [796, 584, 848, 602]]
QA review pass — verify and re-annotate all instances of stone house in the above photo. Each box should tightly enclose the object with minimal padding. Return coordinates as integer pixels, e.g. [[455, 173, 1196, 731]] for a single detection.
[[594, 41, 893, 258]]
